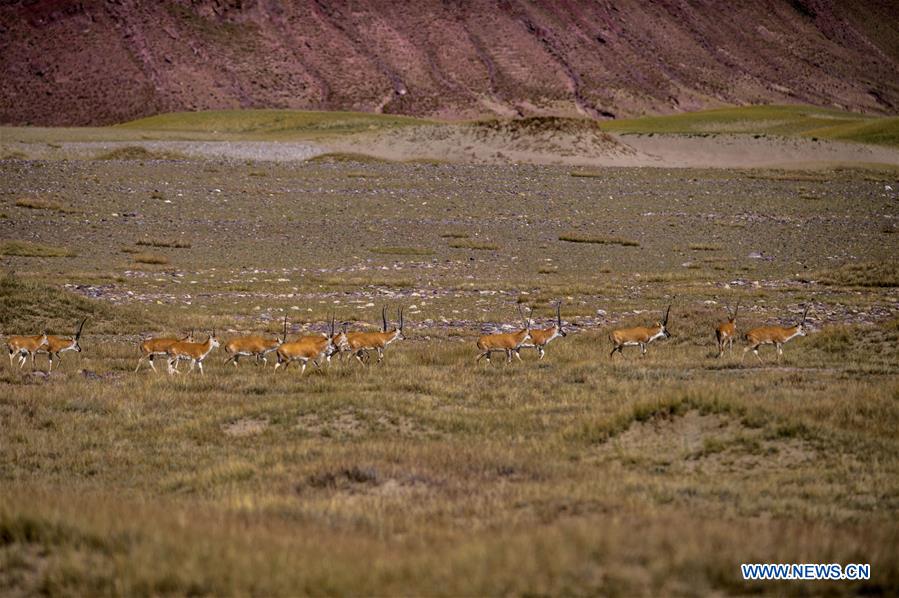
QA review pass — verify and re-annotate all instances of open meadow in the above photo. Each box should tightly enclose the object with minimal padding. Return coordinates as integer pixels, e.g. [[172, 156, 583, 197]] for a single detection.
[[1, 111, 899, 595]]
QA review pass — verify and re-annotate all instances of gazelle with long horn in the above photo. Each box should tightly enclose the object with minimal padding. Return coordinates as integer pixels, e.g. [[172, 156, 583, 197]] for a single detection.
[[166, 330, 220, 375], [476, 305, 532, 364], [344, 306, 406, 365], [609, 302, 672, 358], [37, 318, 87, 372], [223, 317, 287, 367], [518, 301, 567, 360], [6, 329, 48, 369], [715, 301, 739, 358], [135, 330, 194, 373], [742, 305, 809, 363], [273, 316, 335, 374]]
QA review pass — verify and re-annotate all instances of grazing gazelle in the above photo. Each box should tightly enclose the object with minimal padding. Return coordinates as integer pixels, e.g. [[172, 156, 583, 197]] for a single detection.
[[135, 330, 193, 373], [742, 305, 809, 363], [37, 318, 87, 372], [715, 301, 739, 358], [223, 317, 287, 367], [517, 301, 567, 360], [273, 316, 335, 374], [609, 303, 672, 358], [166, 330, 220, 375], [6, 330, 48, 369], [344, 306, 406, 365], [476, 305, 532, 364]]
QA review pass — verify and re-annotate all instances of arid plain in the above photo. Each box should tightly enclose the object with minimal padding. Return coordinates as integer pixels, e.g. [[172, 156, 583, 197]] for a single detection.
[[1, 110, 898, 595]]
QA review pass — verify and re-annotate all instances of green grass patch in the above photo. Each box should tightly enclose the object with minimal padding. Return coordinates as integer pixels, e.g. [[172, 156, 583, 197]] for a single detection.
[[602, 105, 899, 147], [1, 240, 75, 258], [448, 240, 500, 251], [118, 109, 429, 138], [559, 234, 640, 247], [811, 262, 899, 287]]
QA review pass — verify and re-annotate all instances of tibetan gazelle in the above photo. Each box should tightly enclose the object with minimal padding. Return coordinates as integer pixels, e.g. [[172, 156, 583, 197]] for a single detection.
[[609, 303, 672, 358], [715, 301, 739, 358], [37, 318, 87, 372], [6, 330, 48, 369], [223, 317, 287, 367], [742, 305, 809, 363], [274, 316, 335, 374], [135, 330, 194, 373], [476, 305, 532, 364], [166, 330, 220, 375], [344, 306, 406, 365], [518, 301, 567, 360]]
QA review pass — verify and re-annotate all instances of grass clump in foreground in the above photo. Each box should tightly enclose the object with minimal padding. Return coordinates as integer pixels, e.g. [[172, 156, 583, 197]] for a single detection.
[[559, 234, 640, 247], [0, 240, 75, 258]]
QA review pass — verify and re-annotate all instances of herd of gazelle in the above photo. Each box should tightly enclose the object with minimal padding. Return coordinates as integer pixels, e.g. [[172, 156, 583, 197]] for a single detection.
[[6, 302, 813, 373]]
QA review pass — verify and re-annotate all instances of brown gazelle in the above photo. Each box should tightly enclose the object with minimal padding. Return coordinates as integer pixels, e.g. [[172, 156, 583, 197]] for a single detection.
[[273, 317, 335, 374], [715, 301, 739, 358], [6, 330, 48, 369], [166, 330, 220, 375], [135, 330, 194, 373], [518, 301, 567, 360], [223, 317, 287, 367], [344, 306, 406, 365], [742, 305, 809, 363], [609, 303, 672, 358], [476, 305, 532, 364], [37, 318, 87, 372]]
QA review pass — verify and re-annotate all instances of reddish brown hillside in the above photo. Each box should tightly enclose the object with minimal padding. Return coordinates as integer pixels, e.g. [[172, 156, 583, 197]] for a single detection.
[[1, 0, 898, 126]]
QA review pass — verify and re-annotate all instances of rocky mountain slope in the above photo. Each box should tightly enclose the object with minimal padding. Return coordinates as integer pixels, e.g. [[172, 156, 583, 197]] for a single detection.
[[2, 0, 898, 126]]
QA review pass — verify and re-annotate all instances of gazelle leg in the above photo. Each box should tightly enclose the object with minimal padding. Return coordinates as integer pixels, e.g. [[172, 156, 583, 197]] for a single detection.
[[300, 361, 307, 375], [776, 343, 783, 362], [376, 347, 384, 363], [514, 350, 523, 362], [537, 347, 545, 360], [48, 354, 54, 372], [640, 343, 647, 356], [198, 361, 205, 375]]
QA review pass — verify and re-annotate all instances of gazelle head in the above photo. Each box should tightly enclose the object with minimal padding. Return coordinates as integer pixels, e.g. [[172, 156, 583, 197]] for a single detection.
[[518, 304, 533, 343], [208, 329, 220, 349], [70, 317, 87, 352], [658, 303, 672, 338], [555, 301, 567, 337], [795, 305, 810, 336], [728, 300, 740, 323], [396, 306, 407, 340]]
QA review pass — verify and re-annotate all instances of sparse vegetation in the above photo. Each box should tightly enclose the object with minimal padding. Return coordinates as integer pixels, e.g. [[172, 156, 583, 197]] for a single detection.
[[14, 197, 79, 213], [559, 234, 640, 247], [812, 262, 899, 287], [0, 240, 75, 257], [1, 154, 897, 595], [448, 239, 500, 250], [136, 239, 192, 249], [94, 146, 187, 160]]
